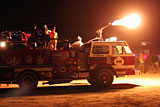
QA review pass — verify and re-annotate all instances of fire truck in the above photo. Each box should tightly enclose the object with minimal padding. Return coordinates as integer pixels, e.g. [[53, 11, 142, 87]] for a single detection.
[[0, 37, 135, 89]]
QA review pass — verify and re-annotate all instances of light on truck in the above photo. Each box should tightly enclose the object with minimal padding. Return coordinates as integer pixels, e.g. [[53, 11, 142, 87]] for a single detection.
[[109, 37, 117, 42], [105, 37, 117, 42], [105, 39, 109, 42], [0, 41, 6, 48]]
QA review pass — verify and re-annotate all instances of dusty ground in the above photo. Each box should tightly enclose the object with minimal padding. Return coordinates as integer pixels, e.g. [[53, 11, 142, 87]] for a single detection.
[[0, 72, 160, 107]]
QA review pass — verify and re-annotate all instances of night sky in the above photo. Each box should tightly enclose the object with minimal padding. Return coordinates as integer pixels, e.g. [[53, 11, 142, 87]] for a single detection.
[[0, 0, 160, 45]]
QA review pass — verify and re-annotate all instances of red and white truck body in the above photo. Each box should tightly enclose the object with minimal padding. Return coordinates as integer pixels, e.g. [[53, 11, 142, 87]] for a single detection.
[[0, 40, 135, 89]]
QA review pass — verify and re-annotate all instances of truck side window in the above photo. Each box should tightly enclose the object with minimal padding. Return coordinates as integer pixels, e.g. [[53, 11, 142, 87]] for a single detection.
[[92, 46, 109, 54]]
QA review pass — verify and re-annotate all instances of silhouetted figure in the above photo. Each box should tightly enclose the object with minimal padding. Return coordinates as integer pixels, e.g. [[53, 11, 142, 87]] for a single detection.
[[138, 53, 145, 74], [43, 24, 51, 48]]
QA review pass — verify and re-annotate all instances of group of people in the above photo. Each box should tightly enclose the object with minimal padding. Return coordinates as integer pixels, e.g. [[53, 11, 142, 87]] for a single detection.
[[0, 24, 59, 50], [31, 24, 58, 50], [0, 24, 85, 51], [29, 24, 84, 50], [137, 53, 160, 74]]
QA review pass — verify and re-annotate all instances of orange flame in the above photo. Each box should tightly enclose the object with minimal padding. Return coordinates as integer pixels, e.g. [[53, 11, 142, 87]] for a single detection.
[[112, 14, 141, 28]]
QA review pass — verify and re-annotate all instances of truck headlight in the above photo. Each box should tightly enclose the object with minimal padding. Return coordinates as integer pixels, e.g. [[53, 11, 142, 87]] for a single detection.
[[0, 41, 6, 48]]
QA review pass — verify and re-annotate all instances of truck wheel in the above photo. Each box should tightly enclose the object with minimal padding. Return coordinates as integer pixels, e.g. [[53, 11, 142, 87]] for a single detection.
[[94, 68, 114, 88], [87, 78, 98, 87], [18, 72, 38, 89]]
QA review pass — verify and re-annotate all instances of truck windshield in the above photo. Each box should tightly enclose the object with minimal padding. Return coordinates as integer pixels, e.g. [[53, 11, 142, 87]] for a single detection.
[[124, 45, 132, 54], [112, 45, 132, 54], [112, 45, 122, 54]]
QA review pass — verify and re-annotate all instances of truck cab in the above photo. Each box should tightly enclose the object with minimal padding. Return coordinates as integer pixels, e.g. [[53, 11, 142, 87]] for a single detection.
[[78, 41, 135, 75]]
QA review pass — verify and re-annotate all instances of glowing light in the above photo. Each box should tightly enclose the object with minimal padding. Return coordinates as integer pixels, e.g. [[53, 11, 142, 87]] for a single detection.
[[112, 14, 141, 28], [105, 37, 117, 42], [0, 41, 6, 48], [143, 54, 148, 60], [105, 39, 109, 42]]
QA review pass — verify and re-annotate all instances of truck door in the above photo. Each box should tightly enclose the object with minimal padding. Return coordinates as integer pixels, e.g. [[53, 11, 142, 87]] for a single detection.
[[111, 43, 135, 75], [89, 43, 111, 71]]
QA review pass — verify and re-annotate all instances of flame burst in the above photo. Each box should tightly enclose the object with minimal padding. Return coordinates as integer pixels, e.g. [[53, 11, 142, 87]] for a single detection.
[[112, 14, 141, 28]]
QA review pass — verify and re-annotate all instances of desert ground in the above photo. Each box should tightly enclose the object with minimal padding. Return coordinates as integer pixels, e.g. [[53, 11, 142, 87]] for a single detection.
[[0, 71, 160, 107]]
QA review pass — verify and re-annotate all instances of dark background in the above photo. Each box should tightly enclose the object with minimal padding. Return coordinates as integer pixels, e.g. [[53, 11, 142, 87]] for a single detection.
[[0, 0, 159, 47]]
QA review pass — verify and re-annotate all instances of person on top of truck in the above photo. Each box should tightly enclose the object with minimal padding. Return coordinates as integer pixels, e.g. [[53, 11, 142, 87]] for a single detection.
[[70, 36, 84, 57], [43, 24, 51, 48], [49, 27, 58, 50], [71, 36, 83, 49]]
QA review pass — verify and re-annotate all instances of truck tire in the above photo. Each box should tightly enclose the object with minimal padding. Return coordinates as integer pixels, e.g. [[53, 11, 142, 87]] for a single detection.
[[87, 78, 98, 87], [18, 72, 38, 89], [93, 68, 114, 88]]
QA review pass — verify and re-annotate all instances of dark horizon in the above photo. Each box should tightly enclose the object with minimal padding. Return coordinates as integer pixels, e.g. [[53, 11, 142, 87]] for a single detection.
[[0, 0, 160, 44]]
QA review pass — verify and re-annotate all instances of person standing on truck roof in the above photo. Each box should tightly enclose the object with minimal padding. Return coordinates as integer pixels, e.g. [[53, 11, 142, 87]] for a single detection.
[[44, 24, 51, 48], [31, 25, 38, 42], [49, 27, 58, 50], [21, 32, 31, 47], [31, 25, 39, 48]]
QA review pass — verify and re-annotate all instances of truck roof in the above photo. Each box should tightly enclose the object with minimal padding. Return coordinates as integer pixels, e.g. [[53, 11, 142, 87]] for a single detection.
[[92, 41, 127, 43], [91, 41, 128, 45]]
